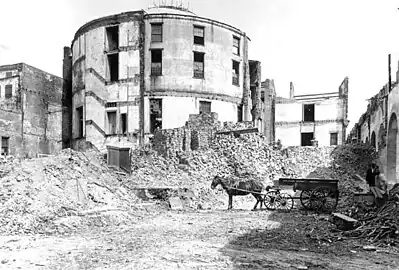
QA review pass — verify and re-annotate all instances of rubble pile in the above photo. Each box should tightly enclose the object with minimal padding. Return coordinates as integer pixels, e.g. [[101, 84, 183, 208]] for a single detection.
[[0, 149, 138, 235], [336, 201, 399, 246]]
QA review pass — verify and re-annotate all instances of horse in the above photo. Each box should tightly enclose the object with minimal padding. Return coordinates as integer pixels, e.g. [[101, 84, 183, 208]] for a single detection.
[[211, 175, 265, 210]]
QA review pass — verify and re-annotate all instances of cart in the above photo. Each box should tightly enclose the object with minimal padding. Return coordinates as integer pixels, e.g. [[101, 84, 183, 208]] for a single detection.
[[278, 177, 340, 212]]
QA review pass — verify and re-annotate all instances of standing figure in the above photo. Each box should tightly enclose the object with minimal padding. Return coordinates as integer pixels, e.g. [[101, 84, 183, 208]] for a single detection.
[[366, 163, 376, 189]]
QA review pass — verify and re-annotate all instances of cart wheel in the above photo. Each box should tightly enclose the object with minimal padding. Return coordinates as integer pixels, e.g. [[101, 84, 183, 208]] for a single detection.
[[300, 189, 314, 210], [311, 186, 338, 212], [276, 193, 294, 211], [263, 191, 278, 210]]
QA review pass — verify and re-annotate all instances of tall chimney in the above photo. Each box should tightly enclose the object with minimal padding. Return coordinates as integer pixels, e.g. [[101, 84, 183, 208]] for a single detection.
[[289, 82, 295, 99]]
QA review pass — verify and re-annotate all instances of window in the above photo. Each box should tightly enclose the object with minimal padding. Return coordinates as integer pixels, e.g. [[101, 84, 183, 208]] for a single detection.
[[107, 111, 117, 135], [1, 137, 9, 155], [120, 113, 127, 134], [151, 49, 162, 76], [193, 52, 204, 78], [105, 25, 119, 51], [150, 99, 162, 133], [5, 72, 12, 78], [199, 101, 211, 114], [303, 104, 315, 122], [151, 23, 163, 43], [330, 133, 338, 146], [76, 106, 84, 138], [5, 85, 12, 99], [193, 25, 204, 45], [107, 54, 119, 82], [232, 60, 239, 85], [233, 36, 240, 55], [301, 132, 313, 146]]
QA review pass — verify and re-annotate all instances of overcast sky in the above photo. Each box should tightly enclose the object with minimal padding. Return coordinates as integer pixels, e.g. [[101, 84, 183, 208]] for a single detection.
[[1, 0, 399, 131]]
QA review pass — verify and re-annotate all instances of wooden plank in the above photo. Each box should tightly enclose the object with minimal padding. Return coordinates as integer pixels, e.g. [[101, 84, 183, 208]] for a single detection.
[[216, 128, 259, 136], [332, 212, 358, 223]]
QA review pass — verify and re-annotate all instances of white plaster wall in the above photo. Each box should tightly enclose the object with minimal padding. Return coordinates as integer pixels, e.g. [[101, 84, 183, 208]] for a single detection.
[[144, 17, 246, 100], [360, 121, 369, 143], [315, 98, 342, 121], [275, 126, 301, 146], [275, 103, 302, 122], [314, 122, 343, 146]]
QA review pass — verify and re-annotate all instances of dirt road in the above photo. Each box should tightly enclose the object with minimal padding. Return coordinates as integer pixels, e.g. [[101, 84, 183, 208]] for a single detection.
[[1, 208, 398, 270]]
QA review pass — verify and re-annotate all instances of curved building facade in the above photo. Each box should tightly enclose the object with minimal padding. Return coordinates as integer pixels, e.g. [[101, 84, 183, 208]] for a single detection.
[[66, 6, 257, 149]]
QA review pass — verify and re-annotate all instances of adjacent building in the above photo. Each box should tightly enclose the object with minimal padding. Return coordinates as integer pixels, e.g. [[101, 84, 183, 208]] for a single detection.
[[347, 59, 399, 185], [64, 5, 261, 151], [0, 63, 63, 157], [263, 78, 349, 147]]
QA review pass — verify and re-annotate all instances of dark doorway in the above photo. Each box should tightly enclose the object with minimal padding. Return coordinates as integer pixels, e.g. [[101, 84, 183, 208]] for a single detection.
[[303, 104, 315, 122], [150, 99, 162, 133], [107, 111, 117, 135], [301, 132, 313, 146], [120, 113, 127, 135], [199, 101, 211, 114], [76, 106, 84, 138], [107, 54, 119, 82], [371, 131, 376, 149]]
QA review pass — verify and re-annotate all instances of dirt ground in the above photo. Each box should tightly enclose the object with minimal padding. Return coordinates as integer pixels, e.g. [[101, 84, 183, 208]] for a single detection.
[[1, 203, 398, 270]]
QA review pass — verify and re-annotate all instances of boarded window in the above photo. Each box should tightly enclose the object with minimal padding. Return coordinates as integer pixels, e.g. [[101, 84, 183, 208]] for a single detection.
[[199, 101, 211, 114], [193, 52, 204, 78], [233, 36, 240, 55], [232, 60, 239, 85], [303, 104, 315, 122], [151, 49, 162, 76], [5, 85, 12, 99], [151, 23, 163, 43], [1, 137, 9, 155], [330, 133, 338, 146], [5, 72, 12, 78], [193, 26, 204, 45]]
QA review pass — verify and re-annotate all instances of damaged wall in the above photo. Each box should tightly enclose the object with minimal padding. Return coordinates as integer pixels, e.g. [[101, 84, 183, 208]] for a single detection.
[[265, 78, 349, 147], [0, 63, 63, 157], [348, 62, 399, 184]]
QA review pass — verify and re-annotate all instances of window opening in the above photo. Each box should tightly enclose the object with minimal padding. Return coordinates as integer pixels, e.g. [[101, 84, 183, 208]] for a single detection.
[[106, 25, 119, 52], [1, 137, 9, 155], [150, 99, 162, 133], [107, 111, 117, 135], [194, 26, 204, 45], [233, 36, 240, 55], [151, 49, 162, 76], [301, 132, 314, 146], [303, 104, 315, 122], [193, 52, 204, 78], [330, 133, 338, 146], [107, 54, 119, 82], [5, 85, 12, 99], [232, 60, 239, 85], [151, 23, 163, 43], [199, 101, 211, 114]]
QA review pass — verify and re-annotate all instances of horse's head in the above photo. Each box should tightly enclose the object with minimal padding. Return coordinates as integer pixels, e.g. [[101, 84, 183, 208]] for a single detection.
[[211, 176, 222, 189]]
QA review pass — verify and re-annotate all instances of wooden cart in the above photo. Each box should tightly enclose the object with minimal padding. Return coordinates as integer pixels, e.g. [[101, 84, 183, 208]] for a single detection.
[[278, 177, 340, 212]]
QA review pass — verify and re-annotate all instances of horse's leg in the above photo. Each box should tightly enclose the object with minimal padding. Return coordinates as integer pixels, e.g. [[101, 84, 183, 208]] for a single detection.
[[251, 193, 260, 211], [228, 194, 233, 210]]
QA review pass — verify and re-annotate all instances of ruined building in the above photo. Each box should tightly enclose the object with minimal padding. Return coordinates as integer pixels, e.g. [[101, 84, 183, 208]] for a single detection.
[[347, 60, 399, 185], [0, 63, 63, 157], [262, 78, 349, 146], [63, 5, 261, 151]]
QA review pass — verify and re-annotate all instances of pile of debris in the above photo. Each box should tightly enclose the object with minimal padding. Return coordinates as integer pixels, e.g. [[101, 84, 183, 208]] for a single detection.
[[0, 149, 139, 235]]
